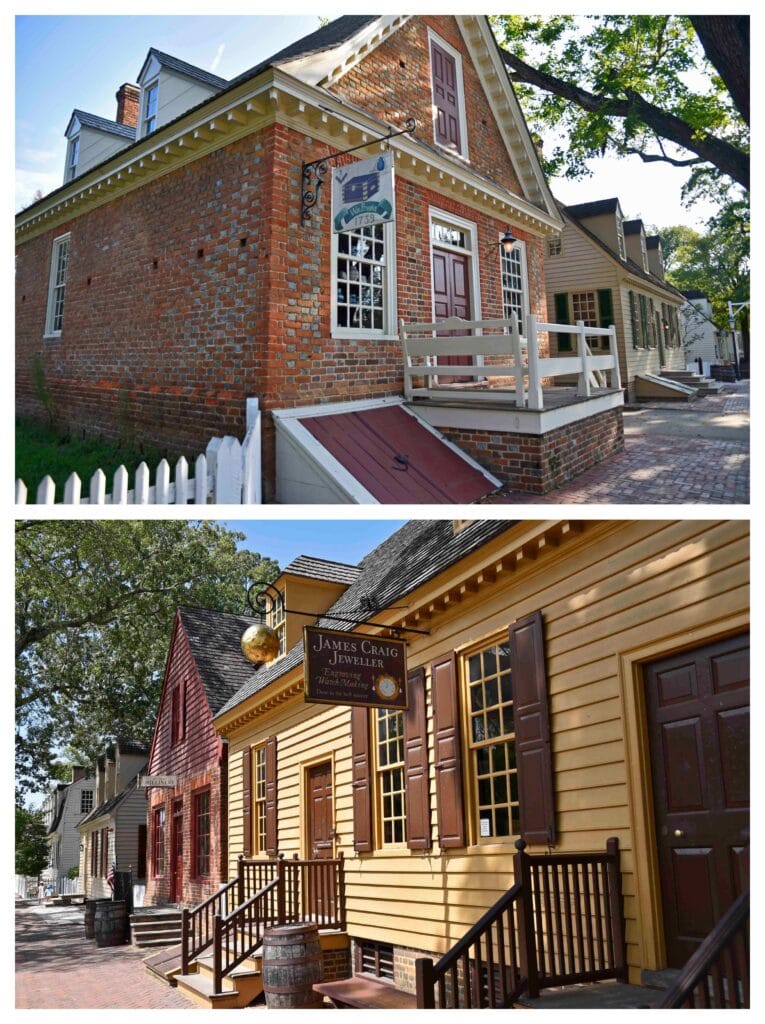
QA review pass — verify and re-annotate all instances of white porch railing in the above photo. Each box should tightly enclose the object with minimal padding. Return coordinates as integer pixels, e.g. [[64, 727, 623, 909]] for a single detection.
[[16, 398, 263, 506], [400, 314, 621, 410]]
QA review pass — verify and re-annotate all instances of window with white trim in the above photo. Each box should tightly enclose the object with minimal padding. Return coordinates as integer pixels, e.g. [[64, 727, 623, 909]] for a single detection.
[[571, 290, 601, 348], [333, 223, 394, 335], [45, 234, 71, 337], [616, 220, 626, 260], [376, 708, 406, 846], [428, 29, 468, 159], [500, 241, 528, 327], [143, 81, 158, 135], [66, 136, 80, 181], [80, 790, 94, 814], [547, 236, 562, 257], [266, 591, 285, 658]]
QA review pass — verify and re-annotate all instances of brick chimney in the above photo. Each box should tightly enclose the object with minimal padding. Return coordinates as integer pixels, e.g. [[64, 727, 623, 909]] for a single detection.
[[71, 765, 86, 783], [115, 83, 140, 128]]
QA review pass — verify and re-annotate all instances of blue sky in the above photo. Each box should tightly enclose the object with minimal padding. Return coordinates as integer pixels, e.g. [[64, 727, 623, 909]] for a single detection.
[[221, 519, 407, 569], [14, 11, 718, 227]]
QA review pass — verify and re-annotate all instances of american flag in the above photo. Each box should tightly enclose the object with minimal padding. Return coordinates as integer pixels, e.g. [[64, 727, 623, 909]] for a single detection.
[[107, 862, 116, 891]]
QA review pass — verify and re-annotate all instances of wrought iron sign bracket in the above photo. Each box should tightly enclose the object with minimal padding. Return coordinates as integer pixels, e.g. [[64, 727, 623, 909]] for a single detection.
[[301, 116, 416, 225], [245, 581, 429, 636]]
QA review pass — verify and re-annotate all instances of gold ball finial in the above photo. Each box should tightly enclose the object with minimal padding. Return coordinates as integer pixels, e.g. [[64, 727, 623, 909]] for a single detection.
[[241, 622, 280, 665]]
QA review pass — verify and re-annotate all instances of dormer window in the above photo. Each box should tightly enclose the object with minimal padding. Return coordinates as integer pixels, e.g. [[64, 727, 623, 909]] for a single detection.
[[66, 136, 79, 181], [429, 29, 468, 159], [640, 235, 648, 271], [142, 81, 158, 135], [267, 591, 286, 658]]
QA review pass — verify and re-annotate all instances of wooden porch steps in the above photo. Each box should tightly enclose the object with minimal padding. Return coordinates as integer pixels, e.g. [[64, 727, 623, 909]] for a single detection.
[[660, 370, 725, 395], [130, 908, 183, 948], [174, 953, 264, 1009], [517, 981, 663, 1009], [142, 942, 184, 985]]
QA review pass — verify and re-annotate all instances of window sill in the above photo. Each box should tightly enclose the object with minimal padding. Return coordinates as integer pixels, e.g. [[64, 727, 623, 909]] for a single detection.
[[43, 332, 62, 341], [331, 330, 399, 342]]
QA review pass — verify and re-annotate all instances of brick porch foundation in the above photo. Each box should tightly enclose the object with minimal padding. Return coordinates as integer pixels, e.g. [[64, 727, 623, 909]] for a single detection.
[[440, 406, 624, 494]]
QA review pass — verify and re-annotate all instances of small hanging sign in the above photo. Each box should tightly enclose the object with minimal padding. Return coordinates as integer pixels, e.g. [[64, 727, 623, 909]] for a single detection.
[[332, 152, 395, 233], [304, 625, 407, 709]]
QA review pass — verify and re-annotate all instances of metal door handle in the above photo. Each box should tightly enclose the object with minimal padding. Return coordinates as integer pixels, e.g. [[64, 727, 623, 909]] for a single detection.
[[673, 829, 685, 838]]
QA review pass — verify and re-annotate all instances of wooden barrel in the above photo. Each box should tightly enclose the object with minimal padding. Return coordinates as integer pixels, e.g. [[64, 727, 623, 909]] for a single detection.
[[94, 900, 128, 947], [262, 922, 324, 1009], [84, 898, 110, 939]]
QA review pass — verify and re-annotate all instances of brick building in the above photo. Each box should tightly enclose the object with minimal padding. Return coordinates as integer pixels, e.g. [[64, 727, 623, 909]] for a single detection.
[[16, 16, 628, 499], [143, 607, 255, 908]]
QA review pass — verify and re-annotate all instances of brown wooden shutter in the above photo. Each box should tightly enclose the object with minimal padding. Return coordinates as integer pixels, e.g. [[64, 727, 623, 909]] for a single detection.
[[431, 39, 462, 152], [351, 707, 373, 852], [404, 666, 431, 850], [242, 746, 252, 857], [431, 652, 466, 848], [265, 735, 278, 856], [509, 611, 556, 846]]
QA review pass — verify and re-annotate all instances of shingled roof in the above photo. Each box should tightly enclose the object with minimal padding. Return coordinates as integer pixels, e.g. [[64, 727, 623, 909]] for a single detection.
[[564, 197, 621, 219], [69, 109, 136, 140], [216, 520, 516, 718], [282, 555, 360, 586], [177, 606, 260, 714], [145, 48, 229, 90]]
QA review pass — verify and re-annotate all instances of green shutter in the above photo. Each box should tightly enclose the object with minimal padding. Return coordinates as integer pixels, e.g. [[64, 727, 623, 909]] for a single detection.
[[597, 289, 614, 328], [553, 292, 572, 351], [639, 294, 649, 348], [629, 291, 639, 349]]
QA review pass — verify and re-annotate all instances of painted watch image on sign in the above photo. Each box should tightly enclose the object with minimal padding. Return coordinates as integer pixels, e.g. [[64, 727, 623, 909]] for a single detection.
[[332, 152, 395, 233], [303, 625, 408, 709]]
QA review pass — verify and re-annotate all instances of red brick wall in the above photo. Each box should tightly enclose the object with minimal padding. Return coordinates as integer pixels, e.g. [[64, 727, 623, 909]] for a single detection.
[[330, 16, 523, 195], [440, 406, 624, 493]]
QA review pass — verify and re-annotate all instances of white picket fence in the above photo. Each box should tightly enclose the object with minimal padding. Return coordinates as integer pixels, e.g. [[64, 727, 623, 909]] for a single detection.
[[16, 398, 262, 505]]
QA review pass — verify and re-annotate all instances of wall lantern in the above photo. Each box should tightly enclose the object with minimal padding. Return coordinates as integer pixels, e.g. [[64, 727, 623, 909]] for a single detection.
[[499, 227, 518, 253]]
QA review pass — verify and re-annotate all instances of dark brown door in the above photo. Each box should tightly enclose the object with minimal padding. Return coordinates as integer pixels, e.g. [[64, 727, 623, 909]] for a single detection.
[[433, 248, 472, 380], [644, 633, 749, 968], [169, 799, 183, 904], [307, 762, 335, 923]]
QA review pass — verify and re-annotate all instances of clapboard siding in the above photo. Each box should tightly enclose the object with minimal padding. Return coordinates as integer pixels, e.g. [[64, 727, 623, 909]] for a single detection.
[[223, 520, 748, 976]]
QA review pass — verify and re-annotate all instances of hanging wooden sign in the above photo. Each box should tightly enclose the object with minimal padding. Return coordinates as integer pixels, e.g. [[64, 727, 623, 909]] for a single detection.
[[303, 626, 407, 709], [332, 152, 395, 233]]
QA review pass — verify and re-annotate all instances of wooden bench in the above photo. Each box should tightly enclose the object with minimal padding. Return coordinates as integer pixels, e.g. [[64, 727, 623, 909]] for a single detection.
[[313, 976, 417, 1009]]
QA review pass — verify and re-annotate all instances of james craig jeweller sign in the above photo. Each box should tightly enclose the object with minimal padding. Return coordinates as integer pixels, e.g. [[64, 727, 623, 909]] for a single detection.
[[332, 152, 395, 233], [304, 625, 407, 709]]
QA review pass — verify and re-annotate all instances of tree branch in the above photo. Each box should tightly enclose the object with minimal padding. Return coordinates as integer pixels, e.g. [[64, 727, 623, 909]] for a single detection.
[[500, 47, 749, 188]]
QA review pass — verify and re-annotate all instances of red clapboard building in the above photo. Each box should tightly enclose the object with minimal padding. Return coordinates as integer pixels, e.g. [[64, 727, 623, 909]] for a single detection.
[[143, 607, 255, 907]]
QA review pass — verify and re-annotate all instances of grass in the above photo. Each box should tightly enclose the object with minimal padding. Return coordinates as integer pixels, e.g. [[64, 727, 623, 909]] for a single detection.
[[16, 419, 166, 499]]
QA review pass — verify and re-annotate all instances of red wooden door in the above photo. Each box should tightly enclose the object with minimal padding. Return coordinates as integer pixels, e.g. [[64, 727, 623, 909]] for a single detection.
[[431, 39, 461, 152], [307, 762, 335, 924], [432, 248, 472, 380], [644, 633, 749, 968], [169, 799, 183, 904]]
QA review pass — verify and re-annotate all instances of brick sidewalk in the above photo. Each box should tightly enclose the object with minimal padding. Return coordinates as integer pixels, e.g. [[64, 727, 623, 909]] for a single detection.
[[15, 901, 195, 1009], [485, 382, 749, 505]]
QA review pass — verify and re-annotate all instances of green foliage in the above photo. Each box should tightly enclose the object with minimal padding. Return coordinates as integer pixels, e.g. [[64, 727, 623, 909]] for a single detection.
[[31, 354, 56, 429], [66, 865, 79, 880], [492, 15, 749, 197], [16, 521, 279, 795], [15, 806, 50, 877], [15, 418, 165, 498], [658, 199, 750, 325]]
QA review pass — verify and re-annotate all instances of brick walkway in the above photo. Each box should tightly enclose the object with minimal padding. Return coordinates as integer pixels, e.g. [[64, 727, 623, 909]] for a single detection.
[[15, 901, 195, 1009], [485, 381, 749, 505]]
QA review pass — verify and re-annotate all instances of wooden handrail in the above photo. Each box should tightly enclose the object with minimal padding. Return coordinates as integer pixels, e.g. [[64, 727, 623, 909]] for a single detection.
[[181, 877, 238, 973], [213, 879, 279, 994], [659, 891, 749, 1009]]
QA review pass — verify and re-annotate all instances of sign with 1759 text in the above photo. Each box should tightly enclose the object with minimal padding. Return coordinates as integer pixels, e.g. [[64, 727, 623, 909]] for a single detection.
[[303, 626, 407, 709], [332, 152, 395, 233]]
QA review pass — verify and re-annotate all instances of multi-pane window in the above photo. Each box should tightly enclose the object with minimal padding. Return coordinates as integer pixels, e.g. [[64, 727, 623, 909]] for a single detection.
[[500, 242, 528, 327], [90, 832, 99, 876], [45, 234, 70, 336], [152, 806, 165, 877], [616, 221, 626, 260], [547, 236, 562, 257], [571, 290, 602, 347], [466, 641, 519, 841], [80, 790, 94, 814], [266, 595, 286, 658], [143, 82, 158, 135], [67, 136, 79, 181], [194, 790, 211, 878], [376, 708, 406, 845], [335, 224, 387, 332], [254, 745, 267, 853]]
